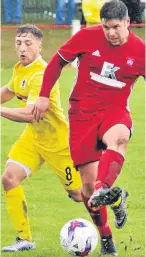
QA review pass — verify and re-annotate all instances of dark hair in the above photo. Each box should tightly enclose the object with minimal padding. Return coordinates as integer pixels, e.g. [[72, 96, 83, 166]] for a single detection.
[[100, 0, 128, 21], [16, 24, 43, 39]]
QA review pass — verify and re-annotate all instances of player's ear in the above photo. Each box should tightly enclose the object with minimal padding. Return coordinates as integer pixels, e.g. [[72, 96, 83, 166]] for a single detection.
[[39, 42, 42, 53], [126, 17, 130, 28]]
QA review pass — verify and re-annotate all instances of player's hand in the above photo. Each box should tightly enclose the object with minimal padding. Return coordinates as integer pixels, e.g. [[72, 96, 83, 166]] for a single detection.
[[33, 96, 50, 122]]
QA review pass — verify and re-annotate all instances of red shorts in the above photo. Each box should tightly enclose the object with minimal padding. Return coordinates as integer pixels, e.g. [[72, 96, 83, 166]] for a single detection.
[[69, 109, 132, 167]]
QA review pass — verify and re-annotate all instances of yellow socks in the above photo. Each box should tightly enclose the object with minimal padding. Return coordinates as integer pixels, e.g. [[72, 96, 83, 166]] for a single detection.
[[5, 185, 32, 242]]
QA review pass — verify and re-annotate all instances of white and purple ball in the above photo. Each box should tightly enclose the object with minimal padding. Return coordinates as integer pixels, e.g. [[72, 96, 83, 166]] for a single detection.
[[60, 218, 98, 256]]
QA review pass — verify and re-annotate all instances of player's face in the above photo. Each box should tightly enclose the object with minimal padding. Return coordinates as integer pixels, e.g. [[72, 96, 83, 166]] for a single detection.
[[101, 18, 130, 46], [15, 32, 42, 66]]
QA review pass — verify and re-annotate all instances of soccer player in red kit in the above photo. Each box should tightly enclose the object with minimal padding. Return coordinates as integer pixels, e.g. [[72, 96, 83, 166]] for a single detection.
[[34, 0, 145, 255]]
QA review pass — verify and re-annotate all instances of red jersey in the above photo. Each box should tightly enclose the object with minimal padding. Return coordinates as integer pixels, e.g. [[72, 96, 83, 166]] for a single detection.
[[58, 25, 145, 115]]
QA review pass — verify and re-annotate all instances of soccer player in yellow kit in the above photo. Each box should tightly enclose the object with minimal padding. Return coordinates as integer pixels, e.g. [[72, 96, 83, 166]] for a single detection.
[[1, 24, 82, 252]]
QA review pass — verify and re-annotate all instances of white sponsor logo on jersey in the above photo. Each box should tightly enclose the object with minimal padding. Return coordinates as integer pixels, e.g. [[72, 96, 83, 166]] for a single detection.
[[90, 61, 126, 88], [101, 62, 120, 80]]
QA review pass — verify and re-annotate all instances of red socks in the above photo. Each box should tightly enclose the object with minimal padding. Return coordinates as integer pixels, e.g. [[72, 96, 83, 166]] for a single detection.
[[82, 192, 112, 237], [96, 149, 124, 189]]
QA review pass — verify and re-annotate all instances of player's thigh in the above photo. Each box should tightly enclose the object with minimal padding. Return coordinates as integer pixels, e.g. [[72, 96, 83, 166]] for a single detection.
[[42, 147, 82, 191], [8, 136, 44, 176]]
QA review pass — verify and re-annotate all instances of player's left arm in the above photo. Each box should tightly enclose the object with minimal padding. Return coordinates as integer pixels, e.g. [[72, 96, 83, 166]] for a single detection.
[[0, 105, 35, 123]]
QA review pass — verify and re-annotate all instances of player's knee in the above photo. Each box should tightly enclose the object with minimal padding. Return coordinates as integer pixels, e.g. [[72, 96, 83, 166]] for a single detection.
[[107, 134, 129, 150], [68, 189, 83, 202], [2, 171, 19, 190], [116, 135, 129, 147], [69, 195, 82, 202]]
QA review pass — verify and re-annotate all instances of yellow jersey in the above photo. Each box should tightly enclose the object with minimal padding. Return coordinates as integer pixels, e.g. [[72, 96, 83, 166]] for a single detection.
[[8, 56, 69, 151], [82, 0, 106, 24]]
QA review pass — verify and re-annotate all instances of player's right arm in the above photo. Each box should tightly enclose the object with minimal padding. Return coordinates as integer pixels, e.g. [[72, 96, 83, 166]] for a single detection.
[[0, 105, 35, 123], [33, 28, 86, 121], [1, 67, 16, 104], [0, 68, 35, 122], [0, 85, 15, 104]]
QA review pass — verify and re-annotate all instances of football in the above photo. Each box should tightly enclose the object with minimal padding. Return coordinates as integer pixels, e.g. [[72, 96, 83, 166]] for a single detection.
[[60, 218, 98, 256]]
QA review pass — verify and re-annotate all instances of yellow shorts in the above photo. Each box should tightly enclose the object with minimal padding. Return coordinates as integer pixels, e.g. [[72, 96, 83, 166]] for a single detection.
[[8, 127, 82, 191]]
